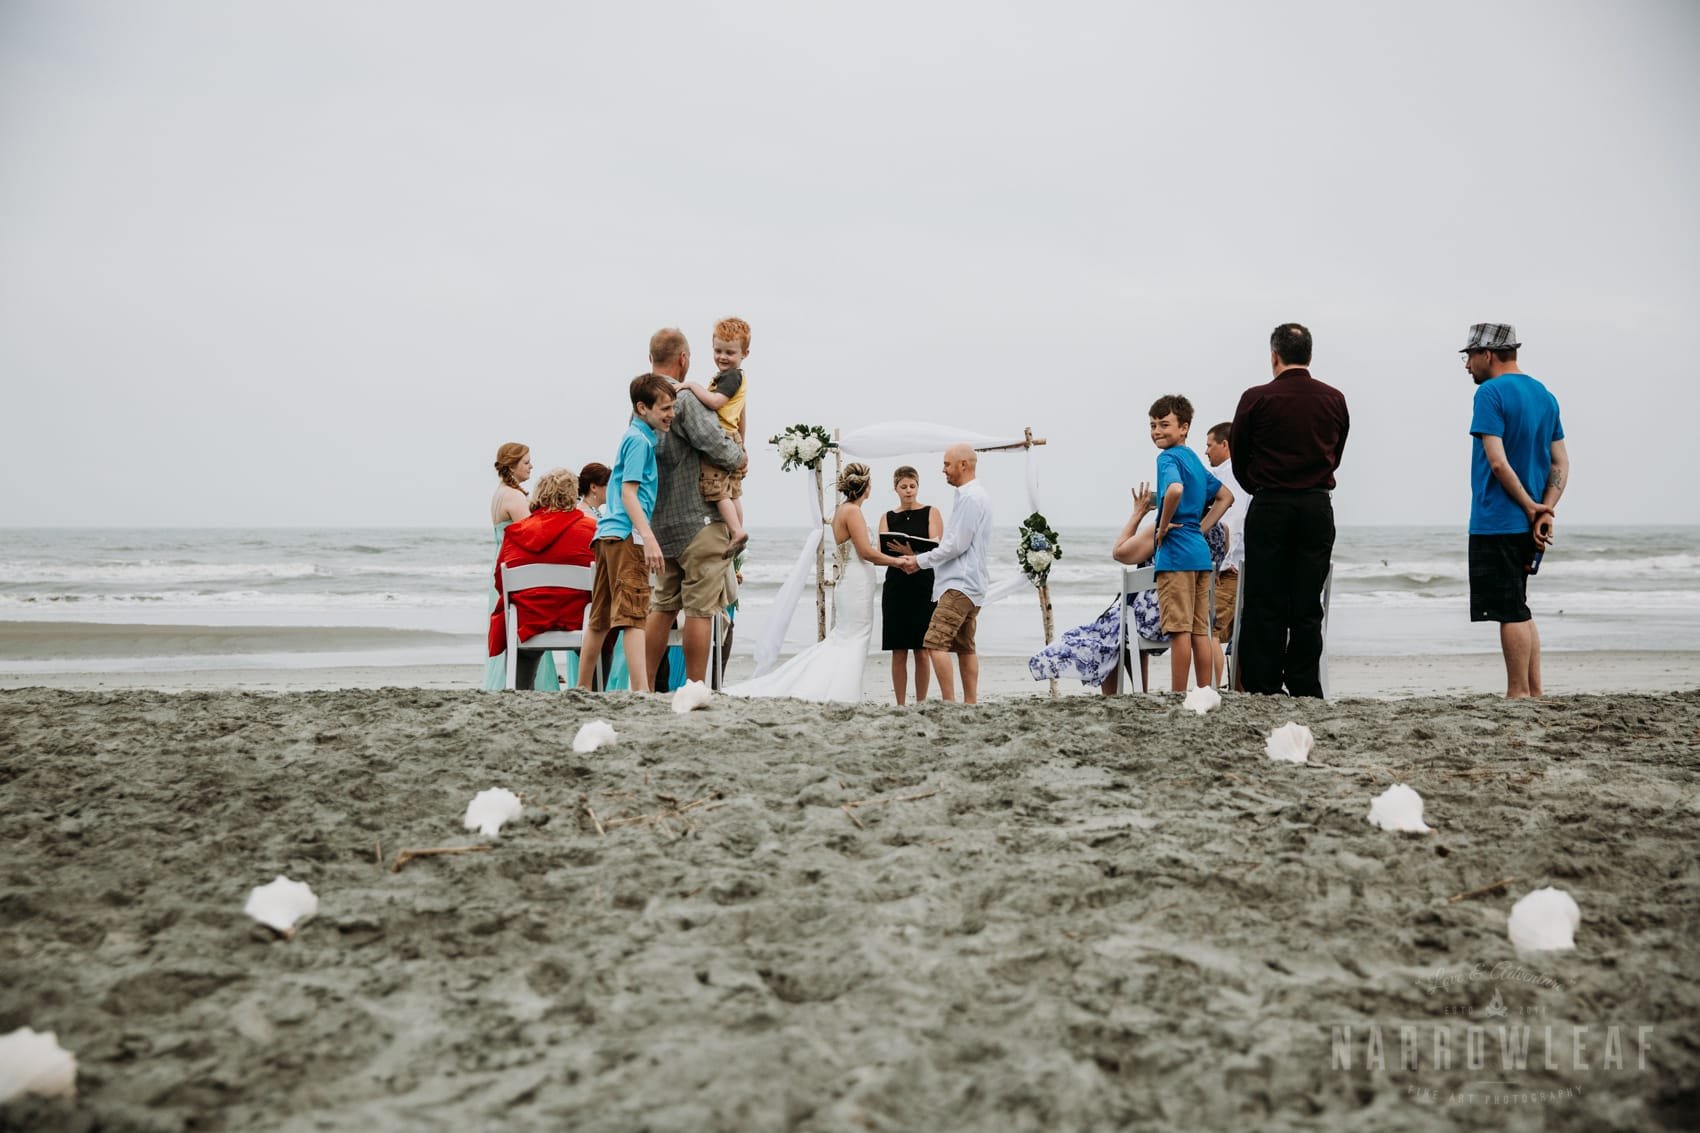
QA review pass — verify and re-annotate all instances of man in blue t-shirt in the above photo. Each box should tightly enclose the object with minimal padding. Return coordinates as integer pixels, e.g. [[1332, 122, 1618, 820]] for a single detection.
[[1149, 394, 1232, 692], [1462, 322, 1569, 698]]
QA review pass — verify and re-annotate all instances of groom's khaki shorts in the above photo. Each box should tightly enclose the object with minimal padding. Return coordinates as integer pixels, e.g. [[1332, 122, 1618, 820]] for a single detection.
[[923, 589, 979, 654]]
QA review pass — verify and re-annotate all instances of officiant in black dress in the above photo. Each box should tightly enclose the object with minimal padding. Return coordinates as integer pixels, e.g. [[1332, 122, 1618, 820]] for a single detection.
[[877, 465, 944, 704]]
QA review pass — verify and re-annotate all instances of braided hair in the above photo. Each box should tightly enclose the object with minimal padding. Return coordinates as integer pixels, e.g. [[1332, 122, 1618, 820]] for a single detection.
[[494, 442, 529, 491]]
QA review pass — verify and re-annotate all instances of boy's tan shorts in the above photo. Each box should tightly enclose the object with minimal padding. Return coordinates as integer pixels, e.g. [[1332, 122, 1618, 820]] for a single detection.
[[1156, 570, 1212, 636], [699, 463, 744, 503], [650, 524, 737, 620], [1213, 570, 1238, 643], [699, 428, 745, 503], [586, 536, 651, 632], [922, 589, 979, 654]]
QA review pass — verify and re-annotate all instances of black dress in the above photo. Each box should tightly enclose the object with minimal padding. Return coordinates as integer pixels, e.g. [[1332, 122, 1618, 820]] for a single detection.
[[881, 506, 937, 650]]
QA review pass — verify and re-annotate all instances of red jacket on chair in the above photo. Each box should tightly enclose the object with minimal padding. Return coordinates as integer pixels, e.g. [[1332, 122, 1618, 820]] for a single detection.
[[488, 508, 596, 657]]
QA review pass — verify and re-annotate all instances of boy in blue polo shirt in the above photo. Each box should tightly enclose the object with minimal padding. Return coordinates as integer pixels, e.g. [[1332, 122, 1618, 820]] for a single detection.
[[1149, 394, 1233, 691], [576, 374, 675, 694]]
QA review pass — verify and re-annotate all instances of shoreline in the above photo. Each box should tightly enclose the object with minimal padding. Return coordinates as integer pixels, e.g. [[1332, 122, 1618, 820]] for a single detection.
[[2, 648, 1694, 698]]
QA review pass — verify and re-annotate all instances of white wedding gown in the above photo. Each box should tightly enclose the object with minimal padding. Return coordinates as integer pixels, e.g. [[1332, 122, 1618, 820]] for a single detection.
[[726, 539, 873, 703]]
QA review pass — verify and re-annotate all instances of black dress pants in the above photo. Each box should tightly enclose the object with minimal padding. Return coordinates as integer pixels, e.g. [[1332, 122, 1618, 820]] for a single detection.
[[1239, 490, 1335, 698]]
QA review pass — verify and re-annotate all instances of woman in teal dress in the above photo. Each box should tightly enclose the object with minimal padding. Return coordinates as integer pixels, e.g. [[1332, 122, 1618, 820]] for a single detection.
[[483, 442, 559, 690]]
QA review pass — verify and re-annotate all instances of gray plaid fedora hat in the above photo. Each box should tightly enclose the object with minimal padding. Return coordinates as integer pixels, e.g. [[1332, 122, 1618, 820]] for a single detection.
[[1461, 323, 1521, 352]]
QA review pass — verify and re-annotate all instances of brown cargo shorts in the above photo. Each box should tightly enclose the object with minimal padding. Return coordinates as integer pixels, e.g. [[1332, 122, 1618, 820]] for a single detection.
[[1156, 570, 1212, 636], [586, 536, 651, 632], [699, 428, 745, 502], [922, 588, 979, 654], [1213, 570, 1238, 643], [698, 462, 744, 503]]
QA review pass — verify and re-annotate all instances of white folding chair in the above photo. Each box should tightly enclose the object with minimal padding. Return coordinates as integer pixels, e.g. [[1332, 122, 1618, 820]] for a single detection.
[[1225, 564, 1333, 696], [500, 562, 594, 690], [1118, 566, 1216, 694]]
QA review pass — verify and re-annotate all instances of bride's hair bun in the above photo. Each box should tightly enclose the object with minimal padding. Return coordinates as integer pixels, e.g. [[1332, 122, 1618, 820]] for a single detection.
[[837, 462, 872, 499]]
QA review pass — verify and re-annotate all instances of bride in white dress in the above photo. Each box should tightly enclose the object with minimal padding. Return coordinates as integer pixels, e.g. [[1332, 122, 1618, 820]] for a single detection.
[[726, 463, 906, 703]]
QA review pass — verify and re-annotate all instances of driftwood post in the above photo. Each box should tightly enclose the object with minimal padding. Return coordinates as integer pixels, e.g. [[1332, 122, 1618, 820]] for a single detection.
[[1037, 578, 1057, 698], [973, 426, 1055, 696], [814, 462, 827, 640]]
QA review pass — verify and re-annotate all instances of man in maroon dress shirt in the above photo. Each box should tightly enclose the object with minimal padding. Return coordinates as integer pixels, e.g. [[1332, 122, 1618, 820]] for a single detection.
[[1229, 324, 1349, 697]]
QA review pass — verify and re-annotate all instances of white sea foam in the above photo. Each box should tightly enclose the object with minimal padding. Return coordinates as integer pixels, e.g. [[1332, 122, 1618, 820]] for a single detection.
[[0, 560, 325, 583]]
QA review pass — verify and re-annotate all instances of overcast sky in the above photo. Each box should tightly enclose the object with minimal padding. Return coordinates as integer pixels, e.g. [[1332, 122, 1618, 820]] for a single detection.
[[2, 0, 1696, 530]]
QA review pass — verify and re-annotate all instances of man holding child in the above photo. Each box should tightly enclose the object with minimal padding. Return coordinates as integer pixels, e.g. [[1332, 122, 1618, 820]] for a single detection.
[[641, 328, 748, 688]]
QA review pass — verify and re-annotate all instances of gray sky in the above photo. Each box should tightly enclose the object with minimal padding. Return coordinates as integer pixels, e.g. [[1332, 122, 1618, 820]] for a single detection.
[[2, 0, 1696, 529]]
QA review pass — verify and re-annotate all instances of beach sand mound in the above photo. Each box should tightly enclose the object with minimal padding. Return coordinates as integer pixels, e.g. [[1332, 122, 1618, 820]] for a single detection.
[[1, 687, 1697, 1131]]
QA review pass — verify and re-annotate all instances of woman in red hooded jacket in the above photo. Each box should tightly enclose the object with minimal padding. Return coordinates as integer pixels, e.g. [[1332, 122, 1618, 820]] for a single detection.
[[489, 467, 597, 689]]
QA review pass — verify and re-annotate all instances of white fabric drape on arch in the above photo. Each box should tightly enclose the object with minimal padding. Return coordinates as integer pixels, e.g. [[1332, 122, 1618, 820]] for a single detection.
[[752, 470, 826, 677], [751, 421, 1042, 677]]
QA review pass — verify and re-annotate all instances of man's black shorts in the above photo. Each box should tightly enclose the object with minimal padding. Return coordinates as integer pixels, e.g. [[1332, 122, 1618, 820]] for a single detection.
[[1468, 533, 1536, 623]]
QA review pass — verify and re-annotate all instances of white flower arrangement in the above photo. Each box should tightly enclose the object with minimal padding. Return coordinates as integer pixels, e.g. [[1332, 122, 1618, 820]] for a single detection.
[[769, 424, 834, 472], [1016, 512, 1062, 585]]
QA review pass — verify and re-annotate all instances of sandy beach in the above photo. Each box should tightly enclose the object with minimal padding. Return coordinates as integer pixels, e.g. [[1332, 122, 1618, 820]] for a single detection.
[[2, 683, 1696, 1131]]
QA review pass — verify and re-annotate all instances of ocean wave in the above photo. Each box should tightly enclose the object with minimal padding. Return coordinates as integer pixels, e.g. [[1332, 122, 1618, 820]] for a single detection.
[[336, 562, 488, 580], [1333, 588, 1700, 611], [0, 561, 326, 584], [734, 560, 1120, 587], [0, 590, 478, 610]]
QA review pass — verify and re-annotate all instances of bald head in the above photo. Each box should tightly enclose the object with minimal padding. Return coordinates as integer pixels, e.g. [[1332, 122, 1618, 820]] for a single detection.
[[941, 443, 977, 487], [648, 328, 690, 379]]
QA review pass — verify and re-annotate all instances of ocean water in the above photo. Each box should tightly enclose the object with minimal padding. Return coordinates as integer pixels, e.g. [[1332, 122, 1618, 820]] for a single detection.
[[1, 526, 1696, 674]]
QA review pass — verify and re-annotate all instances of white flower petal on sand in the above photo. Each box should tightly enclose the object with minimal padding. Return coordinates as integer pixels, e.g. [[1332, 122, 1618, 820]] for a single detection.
[[572, 720, 618, 754], [671, 679, 712, 714], [1265, 722, 1315, 763], [0, 1027, 77, 1102], [1367, 784, 1433, 834], [464, 788, 523, 837], [1508, 887, 1581, 952], [243, 876, 319, 936], [1182, 686, 1221, 715]]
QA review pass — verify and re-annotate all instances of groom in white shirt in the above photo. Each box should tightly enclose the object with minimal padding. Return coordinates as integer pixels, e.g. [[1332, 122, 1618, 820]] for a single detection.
[[896, 443, 992, 703]]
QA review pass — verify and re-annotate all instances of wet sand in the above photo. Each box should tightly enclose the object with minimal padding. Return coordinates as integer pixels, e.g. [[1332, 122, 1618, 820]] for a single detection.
[[3, 649, 1697, 699], [2, 686, 1697, 1130]]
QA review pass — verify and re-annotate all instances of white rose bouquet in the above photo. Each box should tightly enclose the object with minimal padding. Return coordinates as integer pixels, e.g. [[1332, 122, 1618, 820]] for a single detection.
[[769, 424, 833, 472]]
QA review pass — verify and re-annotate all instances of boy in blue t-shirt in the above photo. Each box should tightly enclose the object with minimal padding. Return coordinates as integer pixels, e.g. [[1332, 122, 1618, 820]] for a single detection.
[[1149, 394, 1233, 691], [576, 373, 675, 694]]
